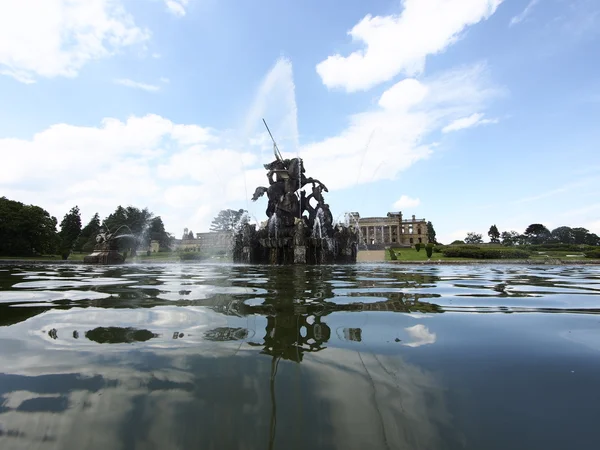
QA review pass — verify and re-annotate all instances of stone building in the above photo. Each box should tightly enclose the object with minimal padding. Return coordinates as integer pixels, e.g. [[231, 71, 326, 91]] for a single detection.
[[172, 229, 232, 254], [350, 212, 428, 246]]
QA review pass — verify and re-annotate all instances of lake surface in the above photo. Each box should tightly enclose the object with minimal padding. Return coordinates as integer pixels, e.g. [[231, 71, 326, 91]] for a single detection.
[[1, 263, 599, 449]]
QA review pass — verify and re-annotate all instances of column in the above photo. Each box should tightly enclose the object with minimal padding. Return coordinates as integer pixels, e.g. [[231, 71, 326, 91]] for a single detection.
[[365, 226, 369, 244], [380, 226, 384, 244], [389, 226, 392, 243]]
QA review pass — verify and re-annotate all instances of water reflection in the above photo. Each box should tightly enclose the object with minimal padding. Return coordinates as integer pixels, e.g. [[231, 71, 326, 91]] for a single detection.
[[1, 263, 600, 449]]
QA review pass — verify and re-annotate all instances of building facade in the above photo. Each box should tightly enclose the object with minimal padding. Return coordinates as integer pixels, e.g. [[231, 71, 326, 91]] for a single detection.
[[172, 228, 232, 254], [350, 212, 428, 246]]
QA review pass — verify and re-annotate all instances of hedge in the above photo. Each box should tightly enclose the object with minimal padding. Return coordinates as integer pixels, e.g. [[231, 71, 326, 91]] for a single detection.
[[584, 250, 600, 259], [442, 248, 530, 259]]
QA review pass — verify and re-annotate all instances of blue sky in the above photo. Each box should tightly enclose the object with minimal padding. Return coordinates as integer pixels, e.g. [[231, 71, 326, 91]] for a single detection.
[[1, 0, 599, 243]]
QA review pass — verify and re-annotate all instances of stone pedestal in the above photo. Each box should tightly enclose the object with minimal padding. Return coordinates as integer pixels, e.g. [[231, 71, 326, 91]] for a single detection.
[[83, 242, 125, 265], [294, 246, 306, 264]]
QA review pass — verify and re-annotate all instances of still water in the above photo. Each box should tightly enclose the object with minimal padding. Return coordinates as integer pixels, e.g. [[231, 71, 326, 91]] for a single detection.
[[0, 263, 599, 449]]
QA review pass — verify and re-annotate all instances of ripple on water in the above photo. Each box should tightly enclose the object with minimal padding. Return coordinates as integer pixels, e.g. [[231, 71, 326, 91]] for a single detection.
[[0, 290, 112, 304]]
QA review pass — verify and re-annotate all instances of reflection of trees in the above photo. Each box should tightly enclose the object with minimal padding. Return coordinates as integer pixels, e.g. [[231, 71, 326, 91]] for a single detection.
[[204, 327, 248, 342], [84, 327, 158, 344]]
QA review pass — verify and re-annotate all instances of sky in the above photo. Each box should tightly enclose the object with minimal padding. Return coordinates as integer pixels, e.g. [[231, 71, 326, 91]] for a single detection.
[[1, 0, 599, 244]]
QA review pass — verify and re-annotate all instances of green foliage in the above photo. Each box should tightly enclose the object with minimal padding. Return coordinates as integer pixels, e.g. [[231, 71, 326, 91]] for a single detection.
[[59, 206, 82, 259], [0, 197, 59, 256], [425, 243, 434, 258], [388, 248, 398, 260], [442, 247, 530, 259], [464, 232, 483, 244], [426, 221, 436, 243], [210, 209, 248, 232], [501, 231, 521, 246], [524, 223, 551, 245], [148, 216, 173, 251], [415, 243, 421, 251], [488, 224, 500, 243], [433, 246, 443, 253], [584, 250, 600, 259], [74, 213, 101, 252], [179, 252, 206, 261], [450, 240, 465, 245]]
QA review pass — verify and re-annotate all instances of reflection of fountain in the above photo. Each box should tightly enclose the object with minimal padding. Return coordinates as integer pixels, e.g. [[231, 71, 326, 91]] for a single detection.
[[83, 225, 136, 264], [233, 120, 359, 264]]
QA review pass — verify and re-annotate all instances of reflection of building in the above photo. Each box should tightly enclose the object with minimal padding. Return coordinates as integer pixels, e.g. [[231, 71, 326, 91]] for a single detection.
[[350, 212, 427, 246], [343, 328, 362, 342], [172, 228, 232, 253]]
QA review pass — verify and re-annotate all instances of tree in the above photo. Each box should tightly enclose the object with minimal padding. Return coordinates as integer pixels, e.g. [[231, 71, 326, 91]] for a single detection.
[[188, 230, 195, 240], [148, 217, 173, 251], [501, 231, 520, 246], [488, 225, 500, 243], [550, 226, 574, 244], [210, 209, 248, 232], [426, 221, 437, 244], [58, 206, 82, 259], [74, 213, 101, 252], [464, 232, 483, 244], [0, 197, 59, 256], [104, 205, 155, 251], [524, 224, 550, 245]]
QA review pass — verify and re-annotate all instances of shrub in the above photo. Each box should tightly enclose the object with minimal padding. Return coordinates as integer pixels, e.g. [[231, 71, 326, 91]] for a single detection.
[[450, 240, 465, 245], [584, 250, 600, 259], [179, 253, 205, 261], [442, 248, 530, 259], [433, 246, 444, 253], [425, 243, 434, 258], [388, 248, 398, 260], [415, 243, 421, 252]]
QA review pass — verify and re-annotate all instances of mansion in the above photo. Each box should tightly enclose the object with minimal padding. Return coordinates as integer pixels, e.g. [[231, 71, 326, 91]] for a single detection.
[[350, 212, 428, 246]]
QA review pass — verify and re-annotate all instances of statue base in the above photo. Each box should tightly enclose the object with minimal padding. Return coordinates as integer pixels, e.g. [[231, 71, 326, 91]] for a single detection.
[[83, 242, 125, 265]]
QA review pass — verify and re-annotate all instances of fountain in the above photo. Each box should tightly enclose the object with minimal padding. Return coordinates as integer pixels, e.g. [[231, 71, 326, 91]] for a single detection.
[[233, 121, 359, 264], [83, 225, 136, 264]]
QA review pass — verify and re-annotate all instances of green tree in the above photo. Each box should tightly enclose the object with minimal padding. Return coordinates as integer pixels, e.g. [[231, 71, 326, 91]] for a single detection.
[[210, 209, 248, 232], [426, 221, 437, 243], [74, 213, 101, 252], [58, 206, 82, 259], [0, 197, 59, 256], [501, 231, 520, 246], [488, 224, 500, 243], [148, 217, 173, 251], [524, 224, 550, 245], [464, 232, 483, 244], [104, 206, 155, 251], [550, 226, 574, 244]]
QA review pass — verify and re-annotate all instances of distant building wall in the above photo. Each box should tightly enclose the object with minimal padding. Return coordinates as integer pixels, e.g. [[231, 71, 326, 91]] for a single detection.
[[351, 212, 428, 246], [172, 230, 232, 254]]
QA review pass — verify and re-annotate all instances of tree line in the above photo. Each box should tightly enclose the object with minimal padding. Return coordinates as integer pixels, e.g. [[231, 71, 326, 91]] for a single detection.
[[0, 197, 173, 258], [460, 224, 600, 246]]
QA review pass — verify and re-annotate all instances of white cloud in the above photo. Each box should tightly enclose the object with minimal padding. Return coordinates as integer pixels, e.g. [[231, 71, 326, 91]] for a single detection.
[[114, 78, 160, 92], [0, 0, 149, 83], [0, 114, 246, 235], [403, 324, 436, 347], [442, 112, 498, 132], [393, 195, 421, 209], [316, 0, 503, 92], [509, 0, 539, 27], [160, 77, 170, 84], [301, 64, 500, 191], [164, 0, 188, 17]]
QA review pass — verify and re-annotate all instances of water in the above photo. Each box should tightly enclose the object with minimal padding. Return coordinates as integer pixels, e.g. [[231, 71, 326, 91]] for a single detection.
[[1, 263, 599, 449]]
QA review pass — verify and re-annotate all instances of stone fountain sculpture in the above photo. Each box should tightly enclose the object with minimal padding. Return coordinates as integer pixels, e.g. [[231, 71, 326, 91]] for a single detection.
[[232, 121, 358, 264], [83, 225, 134, 264]]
